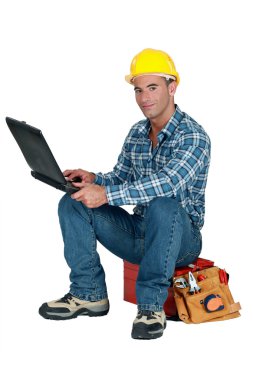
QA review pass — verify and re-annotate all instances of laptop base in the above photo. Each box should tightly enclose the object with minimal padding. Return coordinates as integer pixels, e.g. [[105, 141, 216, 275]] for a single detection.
[[31, 171, 79, 194]]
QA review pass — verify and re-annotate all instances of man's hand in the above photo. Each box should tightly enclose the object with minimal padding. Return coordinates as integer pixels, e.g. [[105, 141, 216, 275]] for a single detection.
[[63, 169, 96, 184], [71, 183, 108, 208]]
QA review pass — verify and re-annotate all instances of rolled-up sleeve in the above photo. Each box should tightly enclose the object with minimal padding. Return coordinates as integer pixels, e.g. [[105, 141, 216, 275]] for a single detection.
[[94, 137, 133, 187]]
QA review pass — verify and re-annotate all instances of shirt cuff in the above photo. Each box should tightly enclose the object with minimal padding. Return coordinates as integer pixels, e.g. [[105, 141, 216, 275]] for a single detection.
[[94, 173, 104, 186], [105, 184, 127, 206]]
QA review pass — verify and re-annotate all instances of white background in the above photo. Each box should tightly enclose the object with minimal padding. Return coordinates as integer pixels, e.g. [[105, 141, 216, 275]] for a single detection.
[[0, 0, 252, 378]]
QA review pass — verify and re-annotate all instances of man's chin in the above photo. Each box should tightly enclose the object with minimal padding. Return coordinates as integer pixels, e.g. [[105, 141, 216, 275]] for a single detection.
[[141, 109, 156, 119]]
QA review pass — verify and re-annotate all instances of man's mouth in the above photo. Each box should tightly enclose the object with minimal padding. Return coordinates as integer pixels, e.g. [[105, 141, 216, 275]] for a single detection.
[[142, 104, 154, 109]]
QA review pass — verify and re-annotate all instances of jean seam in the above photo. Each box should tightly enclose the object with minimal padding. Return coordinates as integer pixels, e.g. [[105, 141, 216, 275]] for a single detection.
[[94, 213, 143, 238], [143, 200, 180, 308], [73, 206, 105, 298], [89, 209, 100, 295], [162, 204, 180, 281]]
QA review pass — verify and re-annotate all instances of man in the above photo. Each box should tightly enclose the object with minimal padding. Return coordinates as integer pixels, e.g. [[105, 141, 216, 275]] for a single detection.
[[39, 48, 211, 340]]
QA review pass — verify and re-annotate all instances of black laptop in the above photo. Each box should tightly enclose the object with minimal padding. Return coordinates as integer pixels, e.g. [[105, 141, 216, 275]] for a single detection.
[[6, 117, 79, 194]]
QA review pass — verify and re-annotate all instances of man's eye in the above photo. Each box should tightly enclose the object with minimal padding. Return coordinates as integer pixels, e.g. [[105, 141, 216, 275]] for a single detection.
[[149, 86, 157, 91], [134, 89, 141, 94]]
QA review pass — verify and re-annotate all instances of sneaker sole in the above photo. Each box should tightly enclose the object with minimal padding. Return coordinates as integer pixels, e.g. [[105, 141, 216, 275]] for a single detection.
[[39, 302, 109, 320], [131, 322, 166, 340]]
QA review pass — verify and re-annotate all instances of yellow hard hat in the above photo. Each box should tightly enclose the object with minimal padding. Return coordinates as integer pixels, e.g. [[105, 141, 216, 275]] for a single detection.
[[125, 48, 180, 85]]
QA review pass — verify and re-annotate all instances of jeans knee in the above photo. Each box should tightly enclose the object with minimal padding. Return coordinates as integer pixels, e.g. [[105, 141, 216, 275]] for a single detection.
[[58, 194, 72, 218], [149, 197, 179, 211], [58, 194, 91, 223], [146, 197, 180, 222]]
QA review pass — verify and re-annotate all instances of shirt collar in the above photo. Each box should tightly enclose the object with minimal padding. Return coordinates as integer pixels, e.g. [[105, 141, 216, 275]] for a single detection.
[[138, 105, 184, 138], [161, 105, 184, 138]]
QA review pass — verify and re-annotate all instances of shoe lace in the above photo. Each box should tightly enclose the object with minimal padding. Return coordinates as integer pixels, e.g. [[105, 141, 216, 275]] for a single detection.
[[58, 293, 73, 304], [137, 310, 157, 320]]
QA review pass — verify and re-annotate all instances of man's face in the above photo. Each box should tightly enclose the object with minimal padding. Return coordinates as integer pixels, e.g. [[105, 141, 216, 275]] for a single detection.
[[133, 75, 171, 121]]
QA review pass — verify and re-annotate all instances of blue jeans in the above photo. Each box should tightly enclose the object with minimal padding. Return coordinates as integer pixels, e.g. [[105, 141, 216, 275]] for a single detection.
[[58, 195, 202, 312]]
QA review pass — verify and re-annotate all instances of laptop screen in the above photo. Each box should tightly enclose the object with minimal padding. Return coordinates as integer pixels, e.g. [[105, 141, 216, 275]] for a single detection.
[[6, 117, 66, 185]]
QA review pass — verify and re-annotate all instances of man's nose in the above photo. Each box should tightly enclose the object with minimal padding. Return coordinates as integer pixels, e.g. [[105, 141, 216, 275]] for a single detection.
[[140, 90, 151, 103]]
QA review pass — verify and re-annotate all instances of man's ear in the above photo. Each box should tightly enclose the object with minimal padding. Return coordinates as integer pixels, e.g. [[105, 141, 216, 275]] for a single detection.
[[168, 81, 177, 96]]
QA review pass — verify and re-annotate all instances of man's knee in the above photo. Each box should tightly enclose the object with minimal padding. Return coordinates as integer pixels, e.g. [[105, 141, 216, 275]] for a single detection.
[[58, 194, 72, 216], [146, 197, 180, 221], [58, 194, 89, 221], [148, 197, 179, 211]]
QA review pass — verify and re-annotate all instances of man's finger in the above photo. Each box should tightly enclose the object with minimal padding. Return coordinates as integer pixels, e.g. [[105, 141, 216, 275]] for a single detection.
[[63, 169, 73, 176], [71, 182, 84, 188], [71, 189, 83, 200]]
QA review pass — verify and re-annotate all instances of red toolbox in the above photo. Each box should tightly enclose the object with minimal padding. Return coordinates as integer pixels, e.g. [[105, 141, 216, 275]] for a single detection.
[[123, 258, 214, 318]]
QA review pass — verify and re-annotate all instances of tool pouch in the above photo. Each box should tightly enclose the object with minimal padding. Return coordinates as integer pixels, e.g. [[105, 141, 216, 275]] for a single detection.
[[173, 266, 241, 323]]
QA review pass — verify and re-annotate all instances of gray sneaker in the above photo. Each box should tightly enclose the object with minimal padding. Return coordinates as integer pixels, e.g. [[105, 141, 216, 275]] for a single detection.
[[39, 293, 109, 320], [131, 310, 166, 340]]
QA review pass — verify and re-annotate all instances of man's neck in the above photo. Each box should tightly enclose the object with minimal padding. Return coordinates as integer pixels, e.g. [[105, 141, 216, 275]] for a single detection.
[[150, 104, 175, 133]]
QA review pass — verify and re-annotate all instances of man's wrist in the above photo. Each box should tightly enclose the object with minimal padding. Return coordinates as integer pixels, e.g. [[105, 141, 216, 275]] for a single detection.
[[102, 186, 109, 204], [90, 172, 96, 183]]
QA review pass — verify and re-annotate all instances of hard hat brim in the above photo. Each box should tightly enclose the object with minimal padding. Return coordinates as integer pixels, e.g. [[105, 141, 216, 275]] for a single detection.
[[125, 73, 177, 85], [125, 74, 133, 84]]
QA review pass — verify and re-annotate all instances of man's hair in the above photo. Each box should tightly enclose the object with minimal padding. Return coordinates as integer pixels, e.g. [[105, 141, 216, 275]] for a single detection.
[[164, 78, 175, 86]]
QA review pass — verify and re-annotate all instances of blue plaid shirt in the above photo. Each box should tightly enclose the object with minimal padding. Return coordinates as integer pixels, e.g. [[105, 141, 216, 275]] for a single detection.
[[95, 105, 211, 228]]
